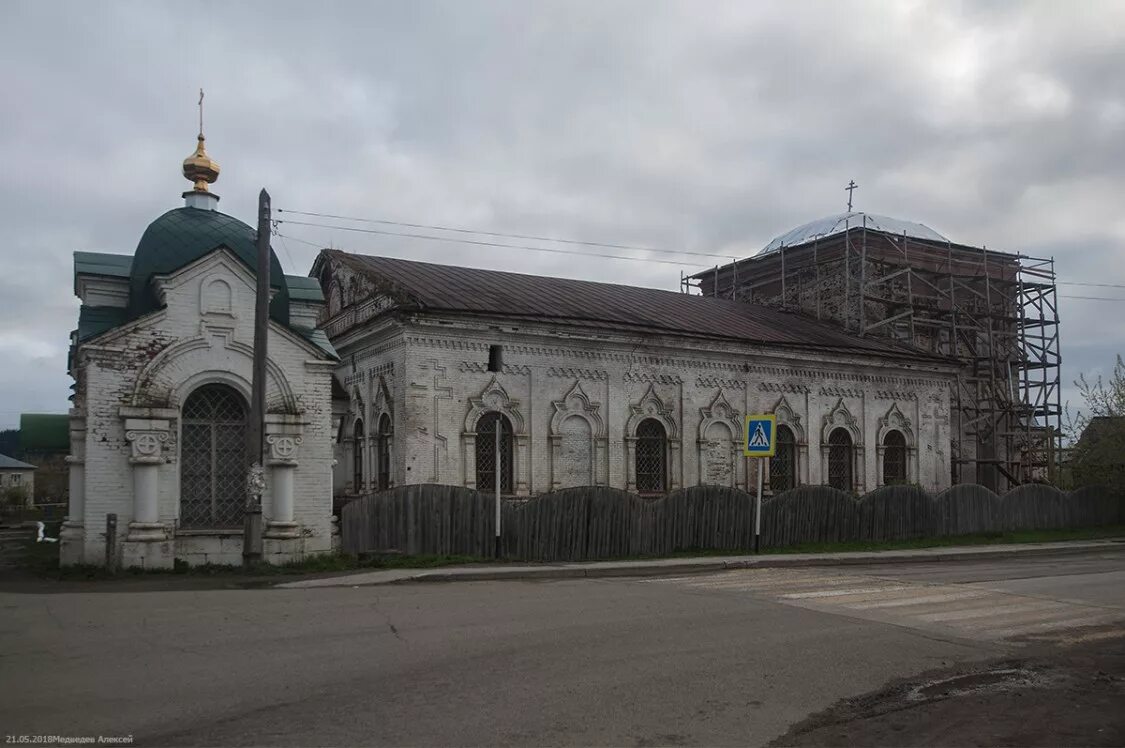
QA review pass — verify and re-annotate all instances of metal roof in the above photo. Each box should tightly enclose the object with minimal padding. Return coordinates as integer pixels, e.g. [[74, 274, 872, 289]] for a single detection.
[[286, 275, 325, 302], [0, 453, 37, 470], [127, 207, 289, 325], [77, 305, 127, 342], [759, 211, 949, 255], [328, 251, 948, 362], [74, 251, 132, 278], [295, 327, 339, 360]]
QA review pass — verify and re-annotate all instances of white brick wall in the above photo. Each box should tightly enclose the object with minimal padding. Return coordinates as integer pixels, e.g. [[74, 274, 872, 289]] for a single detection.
[[333, 312, 956, 496], [69, 249, 334, 566]]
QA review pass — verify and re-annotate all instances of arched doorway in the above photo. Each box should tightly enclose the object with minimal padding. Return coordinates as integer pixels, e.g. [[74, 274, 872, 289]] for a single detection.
[[635, 418, 668, 494], [827, 428, 854, 492], [476, 412, 513, 493], [180, 384, 248, 529]]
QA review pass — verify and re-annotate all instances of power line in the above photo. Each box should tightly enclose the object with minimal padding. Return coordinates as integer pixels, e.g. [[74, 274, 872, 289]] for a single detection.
[[1057, 281, 1125, 289], [274, 231, 1125, 300], [274, 213, 1125, 295], [274, 218, 712, 268], [274, 232, 298, 273], [277, 208, 737, 261], [275, 232, 322, 250], [1059, 295, 1125, 302]]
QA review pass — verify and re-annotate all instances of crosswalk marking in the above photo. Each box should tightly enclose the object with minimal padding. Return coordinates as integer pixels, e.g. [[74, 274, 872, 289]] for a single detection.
[[850, 590, 989, 609], [642, 567, 1125, 643], [781, 586, 911, 599]]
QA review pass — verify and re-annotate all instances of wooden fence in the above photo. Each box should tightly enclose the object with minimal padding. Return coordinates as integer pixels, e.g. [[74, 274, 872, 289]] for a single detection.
[[340, 483, 1124, 561]]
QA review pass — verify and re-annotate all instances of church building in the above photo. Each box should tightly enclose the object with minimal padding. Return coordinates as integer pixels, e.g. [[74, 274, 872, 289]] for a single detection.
[[61, 129, 338, 568], [315, 252, 960, 501], [59, 128, 964, 569]]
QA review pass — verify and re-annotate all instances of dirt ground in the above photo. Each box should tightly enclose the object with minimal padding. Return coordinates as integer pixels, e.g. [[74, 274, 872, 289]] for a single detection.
[[770, 627, 1125, 747]]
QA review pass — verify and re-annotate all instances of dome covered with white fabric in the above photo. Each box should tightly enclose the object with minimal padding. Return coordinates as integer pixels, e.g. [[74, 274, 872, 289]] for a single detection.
[[759, 211, 949, 255]]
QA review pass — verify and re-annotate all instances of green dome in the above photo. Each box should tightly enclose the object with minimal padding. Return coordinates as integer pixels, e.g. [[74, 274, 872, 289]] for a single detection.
[[128, 207, 289, 324]]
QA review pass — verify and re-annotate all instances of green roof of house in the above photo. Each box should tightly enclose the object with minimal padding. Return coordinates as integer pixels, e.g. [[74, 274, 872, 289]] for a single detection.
[[286, 275, 325, 302], [0, 453, 36, 470], [18, 414, 69, 453], [127, 207, 289, 325]]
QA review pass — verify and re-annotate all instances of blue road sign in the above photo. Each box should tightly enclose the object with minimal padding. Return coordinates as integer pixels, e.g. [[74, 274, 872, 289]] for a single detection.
[[743, 414, 776, 457]]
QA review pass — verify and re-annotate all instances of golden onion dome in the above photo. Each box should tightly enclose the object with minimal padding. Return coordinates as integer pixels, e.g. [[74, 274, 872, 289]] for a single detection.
[[182, 133, 220, 192]]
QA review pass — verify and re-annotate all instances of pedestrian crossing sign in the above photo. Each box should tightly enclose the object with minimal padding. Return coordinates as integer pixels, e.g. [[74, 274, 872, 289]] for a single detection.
[[743, 414, 776, 457]]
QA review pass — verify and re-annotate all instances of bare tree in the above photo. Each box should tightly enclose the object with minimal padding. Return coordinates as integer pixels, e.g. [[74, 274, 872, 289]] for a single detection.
[[1066, 355, 1125, 491]]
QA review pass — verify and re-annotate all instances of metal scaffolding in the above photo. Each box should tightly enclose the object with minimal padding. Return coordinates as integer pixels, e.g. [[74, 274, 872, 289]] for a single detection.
[[687, 219, 1063, 490]]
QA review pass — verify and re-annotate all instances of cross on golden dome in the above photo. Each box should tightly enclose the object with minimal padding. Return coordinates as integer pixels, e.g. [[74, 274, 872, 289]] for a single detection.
[[182, 88, 220, 193]]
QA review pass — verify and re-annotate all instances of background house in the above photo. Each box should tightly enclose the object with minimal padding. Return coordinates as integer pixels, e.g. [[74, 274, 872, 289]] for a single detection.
[[0, 453, 36, 507]]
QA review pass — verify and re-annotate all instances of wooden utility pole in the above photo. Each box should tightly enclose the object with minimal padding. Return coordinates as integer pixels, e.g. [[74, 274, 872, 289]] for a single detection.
[[243, 188, 270, 566]]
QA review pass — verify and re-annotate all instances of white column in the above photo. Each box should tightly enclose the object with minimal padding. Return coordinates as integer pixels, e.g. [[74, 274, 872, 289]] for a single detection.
[[59, 426, 87, 565], [124, 424, 169, 541], [61, 413, 87, 550], [133, 463, 159, 524], [264, 430, 301, 539]]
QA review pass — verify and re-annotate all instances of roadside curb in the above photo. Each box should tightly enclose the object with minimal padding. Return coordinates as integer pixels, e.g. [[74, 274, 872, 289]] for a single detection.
[[276, 538, 1124, 589]]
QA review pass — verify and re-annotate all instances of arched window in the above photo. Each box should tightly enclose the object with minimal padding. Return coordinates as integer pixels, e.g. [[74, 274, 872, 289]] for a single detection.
[[377, 413, 393, 491], [882, 430, 907, 485], [770, 425, 797, 492], [827, 428, 853, 492], [476, 412, 513, 493], [635, 418, 668, 494], [180, 384, 247, 529], [353, 419, 364, 492]]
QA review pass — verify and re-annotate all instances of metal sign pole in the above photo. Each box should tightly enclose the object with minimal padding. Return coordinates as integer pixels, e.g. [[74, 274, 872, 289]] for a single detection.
[[754, 458, 763, 554], [494, 421, 501, 559], [744, 413, 775, 556]]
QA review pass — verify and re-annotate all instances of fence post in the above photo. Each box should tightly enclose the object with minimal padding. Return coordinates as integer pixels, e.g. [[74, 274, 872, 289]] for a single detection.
[[105, 513, 117, 573]]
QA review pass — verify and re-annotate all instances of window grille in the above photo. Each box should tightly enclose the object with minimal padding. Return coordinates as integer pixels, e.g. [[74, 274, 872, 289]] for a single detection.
[[180, 384, 248, 529], [827, 428, 853, 492], [635, 418, 667, 494], [377, 413, 392, 491], [882, 430, 907, 485], [476, 412, 513, 493], [770, 425, 797, 492], [353, 419, 365, 491]]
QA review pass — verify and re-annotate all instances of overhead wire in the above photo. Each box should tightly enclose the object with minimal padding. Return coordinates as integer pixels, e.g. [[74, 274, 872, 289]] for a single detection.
[[276, 208, 736, 260], [274, 218, 714, 268], [274, 209, 1125, 300]]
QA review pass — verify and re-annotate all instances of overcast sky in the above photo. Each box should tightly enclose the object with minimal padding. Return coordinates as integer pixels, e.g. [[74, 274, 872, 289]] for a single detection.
[[2, 0, 1124, 431]]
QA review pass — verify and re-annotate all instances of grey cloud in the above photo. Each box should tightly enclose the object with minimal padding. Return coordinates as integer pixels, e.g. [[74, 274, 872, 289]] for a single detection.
[[1, 0, 1124, 428]]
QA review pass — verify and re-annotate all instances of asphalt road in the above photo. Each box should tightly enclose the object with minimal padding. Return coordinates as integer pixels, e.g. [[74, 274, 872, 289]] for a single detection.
[[2, 549, 1122, 747]]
